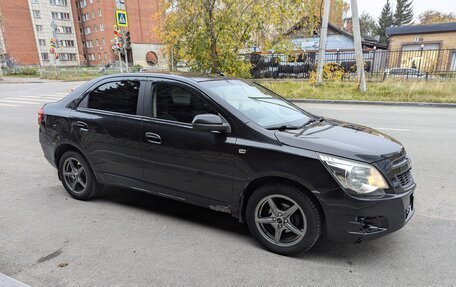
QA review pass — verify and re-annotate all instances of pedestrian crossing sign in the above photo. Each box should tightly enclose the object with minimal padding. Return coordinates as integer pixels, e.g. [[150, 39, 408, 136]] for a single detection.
[[116, 10, 128, 27]]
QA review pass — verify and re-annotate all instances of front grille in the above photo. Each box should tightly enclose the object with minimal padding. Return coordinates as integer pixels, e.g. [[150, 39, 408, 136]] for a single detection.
[[397, 169, 412, 187], [391, 151, 407, 166]]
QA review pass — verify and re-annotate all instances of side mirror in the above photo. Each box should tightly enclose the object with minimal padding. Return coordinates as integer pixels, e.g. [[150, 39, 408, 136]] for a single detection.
[[192, 114, 231, 133]]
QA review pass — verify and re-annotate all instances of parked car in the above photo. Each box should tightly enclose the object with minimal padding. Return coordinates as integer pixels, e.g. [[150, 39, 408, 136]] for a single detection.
[[38, 73, 415, 255], [98, 61, 125, 74], [384, 68, 426, 79]]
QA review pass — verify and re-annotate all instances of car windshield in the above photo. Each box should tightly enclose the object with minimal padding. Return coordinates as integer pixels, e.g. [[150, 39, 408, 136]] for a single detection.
[[201, 80, 311, 129]]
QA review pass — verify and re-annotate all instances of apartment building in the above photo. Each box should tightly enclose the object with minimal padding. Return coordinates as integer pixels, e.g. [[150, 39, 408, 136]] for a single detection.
[[0, 0, 41, 65], [0, 0, 80, 66], [0, 0, 164, 68], [73, 0, 164, 67]]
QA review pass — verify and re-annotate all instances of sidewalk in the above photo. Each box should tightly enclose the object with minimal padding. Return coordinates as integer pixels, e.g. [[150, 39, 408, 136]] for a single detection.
[[0, 77, 45, 84]]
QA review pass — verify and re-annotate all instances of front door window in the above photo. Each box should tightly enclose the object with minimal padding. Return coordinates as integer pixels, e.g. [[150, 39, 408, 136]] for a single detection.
[[153, 84, 217, 123]]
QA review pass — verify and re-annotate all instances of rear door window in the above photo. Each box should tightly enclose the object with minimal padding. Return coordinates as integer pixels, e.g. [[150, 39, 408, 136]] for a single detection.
[[86, 80, 140, 115]]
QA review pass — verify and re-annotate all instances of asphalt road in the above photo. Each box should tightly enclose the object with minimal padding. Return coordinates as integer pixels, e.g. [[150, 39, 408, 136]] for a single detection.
[[0, 79, 455, 287]]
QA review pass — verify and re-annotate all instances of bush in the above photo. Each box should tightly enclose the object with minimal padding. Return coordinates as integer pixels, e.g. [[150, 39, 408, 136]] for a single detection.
[[322, 62, 345, 80], [6, 67, 39, 76], [308, 62, 345, 86]]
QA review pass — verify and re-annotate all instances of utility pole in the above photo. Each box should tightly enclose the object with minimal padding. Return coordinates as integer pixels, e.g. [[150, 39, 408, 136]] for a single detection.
[[351, 0, 367, 92], [118, 50, 123, 73], [316, 0, 331, 85], [0, 46, 3, 79], [122, 30, 131, 73]]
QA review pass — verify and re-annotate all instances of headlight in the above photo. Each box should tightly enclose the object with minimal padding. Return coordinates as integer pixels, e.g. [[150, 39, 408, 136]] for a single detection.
[[318, 153, 389, 196]]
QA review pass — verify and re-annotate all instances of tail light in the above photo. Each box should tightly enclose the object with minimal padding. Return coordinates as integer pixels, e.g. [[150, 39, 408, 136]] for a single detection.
[[38, 106, 44, 125]]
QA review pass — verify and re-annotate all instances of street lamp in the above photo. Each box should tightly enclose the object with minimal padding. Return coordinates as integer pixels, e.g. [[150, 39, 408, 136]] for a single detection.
[[418, 44, 424, 73], [371, 46, 377, 77]]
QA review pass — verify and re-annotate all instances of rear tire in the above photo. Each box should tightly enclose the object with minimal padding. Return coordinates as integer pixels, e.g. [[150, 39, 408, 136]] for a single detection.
[[58, 151, 101, 200], [246, 183, 322, 255]]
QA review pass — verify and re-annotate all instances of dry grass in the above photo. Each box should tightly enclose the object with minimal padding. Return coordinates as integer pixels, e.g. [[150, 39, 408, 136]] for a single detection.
[[258, 80, 456, 103]]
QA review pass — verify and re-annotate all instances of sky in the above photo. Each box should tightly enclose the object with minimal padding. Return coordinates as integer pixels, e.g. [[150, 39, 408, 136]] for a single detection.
[[356, 0, 456, 21]]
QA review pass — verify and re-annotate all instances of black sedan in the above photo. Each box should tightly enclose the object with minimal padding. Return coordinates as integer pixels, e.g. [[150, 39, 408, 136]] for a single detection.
[[38, 73, 415, 255]]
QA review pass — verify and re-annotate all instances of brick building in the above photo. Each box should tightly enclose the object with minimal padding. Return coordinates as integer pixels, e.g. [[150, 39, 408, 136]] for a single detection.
[[0, 0, 165, 68], [386, 23, 456, 72], [0, 0, 80, 66], [0, 0, 42, 65], [73, 0, 164, 67]]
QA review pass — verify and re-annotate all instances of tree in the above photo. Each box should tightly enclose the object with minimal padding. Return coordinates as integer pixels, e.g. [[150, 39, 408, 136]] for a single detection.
[[329, 0, 349, 29], [394, 0, 414, 26], [0, 9, 4, 80], [418, 10, 456, 24], [161, 0, 321, 77], [376, 0, 394, 45], [359, 12, 377, 38]]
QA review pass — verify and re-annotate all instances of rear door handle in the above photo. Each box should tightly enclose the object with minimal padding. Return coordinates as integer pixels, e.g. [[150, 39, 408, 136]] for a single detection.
[[145, 132, 162, 144], [76, 121, 89, 131]]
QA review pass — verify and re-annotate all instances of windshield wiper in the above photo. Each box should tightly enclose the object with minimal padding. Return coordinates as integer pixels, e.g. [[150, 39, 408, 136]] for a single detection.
[[266, 125, 301, 131], [301, 116, 324, 128], [267, 117, 324, 131]]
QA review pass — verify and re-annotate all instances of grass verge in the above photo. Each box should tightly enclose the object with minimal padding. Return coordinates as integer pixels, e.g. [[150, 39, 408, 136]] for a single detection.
[[259, 80, 456, 103], [40, 73, 99, 81]]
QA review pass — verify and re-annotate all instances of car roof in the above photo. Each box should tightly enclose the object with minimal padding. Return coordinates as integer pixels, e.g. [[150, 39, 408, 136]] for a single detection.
[[105, 71, 238, 83]]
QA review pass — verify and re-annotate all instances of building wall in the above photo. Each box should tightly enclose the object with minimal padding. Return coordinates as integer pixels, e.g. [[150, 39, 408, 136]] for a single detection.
[[388, 32, 456, 71], [292, 35, 355, 51], [131, 43, 166, 69], [126, 0, 161, 44], [0, 19, 6, 60], [1, 0, 164, 67], [389, 32, 456, 50], [28, 0, 80, 66], [74, 0, 118, 66], [0, 0, 80, 66], [74, 0, 162, 67], [70, 0, 86, 65], [0, 0, 40, 65]]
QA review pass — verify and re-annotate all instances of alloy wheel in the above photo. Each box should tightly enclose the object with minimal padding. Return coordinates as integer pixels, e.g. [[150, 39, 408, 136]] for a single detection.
[[254, 194, 307, 247], [62, 157, 87, 193]]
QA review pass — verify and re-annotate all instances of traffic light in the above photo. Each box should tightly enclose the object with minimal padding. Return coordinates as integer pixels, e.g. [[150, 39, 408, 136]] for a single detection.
[[123, 31, 131, 49], [49, 38, 57, 54], [113, 25, 120, 37], [116, 40, 123, 49]]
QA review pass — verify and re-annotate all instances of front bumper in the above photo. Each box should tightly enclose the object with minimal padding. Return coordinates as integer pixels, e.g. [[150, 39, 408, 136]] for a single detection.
[[316, 184, 415, 242]]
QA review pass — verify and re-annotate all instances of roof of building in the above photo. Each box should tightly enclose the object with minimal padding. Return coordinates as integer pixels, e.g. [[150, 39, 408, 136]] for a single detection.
[[286, 20, 387, 49], [326, 23, 387, 49], [386, 22, 456, 36]]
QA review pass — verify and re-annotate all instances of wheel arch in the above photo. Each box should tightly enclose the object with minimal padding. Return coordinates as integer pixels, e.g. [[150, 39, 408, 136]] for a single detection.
[[54, 144, 100, 182], [238, 176, 325, 225]]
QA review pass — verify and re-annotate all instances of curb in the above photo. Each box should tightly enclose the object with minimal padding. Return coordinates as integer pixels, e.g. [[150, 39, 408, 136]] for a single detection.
[[289, 99, 456, 108], [0, 81, 44, 84], [0, 78, 44, 84]]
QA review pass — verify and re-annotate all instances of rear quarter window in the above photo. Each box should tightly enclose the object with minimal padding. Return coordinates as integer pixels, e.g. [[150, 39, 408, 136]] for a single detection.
[[86, 80, 140, 115]]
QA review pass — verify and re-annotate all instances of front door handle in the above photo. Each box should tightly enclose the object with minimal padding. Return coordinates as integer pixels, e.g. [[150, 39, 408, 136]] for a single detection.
[[145, 132, 162, 144], [76, 121, 89, 132]]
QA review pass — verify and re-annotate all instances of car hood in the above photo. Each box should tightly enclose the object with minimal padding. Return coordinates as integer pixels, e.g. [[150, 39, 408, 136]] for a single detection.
[[274, 119, 403, 163]]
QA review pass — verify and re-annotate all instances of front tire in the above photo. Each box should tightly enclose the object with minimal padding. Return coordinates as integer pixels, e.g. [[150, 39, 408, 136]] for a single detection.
[[58, 151, 101, 200], [246, 183, 322, 255]]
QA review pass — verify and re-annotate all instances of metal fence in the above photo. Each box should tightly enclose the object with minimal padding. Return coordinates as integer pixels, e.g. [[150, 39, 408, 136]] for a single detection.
[[245, 48, 456, 81], [0, 63, 140, 78]]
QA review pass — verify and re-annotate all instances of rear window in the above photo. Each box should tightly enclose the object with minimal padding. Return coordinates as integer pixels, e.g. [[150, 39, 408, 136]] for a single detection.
[[87, 80, 140, 115]]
